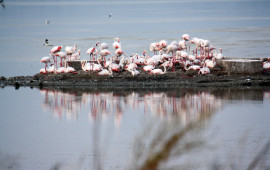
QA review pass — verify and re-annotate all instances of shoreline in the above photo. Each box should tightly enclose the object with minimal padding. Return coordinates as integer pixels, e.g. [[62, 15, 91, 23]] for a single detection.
[[1, 68, 270, 89]]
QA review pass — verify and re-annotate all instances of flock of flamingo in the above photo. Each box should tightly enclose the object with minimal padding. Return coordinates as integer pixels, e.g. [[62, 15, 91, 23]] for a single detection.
[[39, 33, 270, 76]]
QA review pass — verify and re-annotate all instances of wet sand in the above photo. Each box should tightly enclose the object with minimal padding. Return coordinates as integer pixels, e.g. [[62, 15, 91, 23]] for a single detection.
[[1, 66, 270, 89]]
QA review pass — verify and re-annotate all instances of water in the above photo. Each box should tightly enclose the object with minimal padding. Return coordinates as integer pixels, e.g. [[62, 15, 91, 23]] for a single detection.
[[0, 0, 270, 77], [0, 86, 270, 169], [1, 1, 270, 169]]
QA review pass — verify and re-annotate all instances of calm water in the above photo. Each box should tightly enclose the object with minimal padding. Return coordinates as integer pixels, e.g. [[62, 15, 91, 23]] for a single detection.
[[0, 87, 270, 169], [0, 0, 270, 77], [1, 1, 270, 169]]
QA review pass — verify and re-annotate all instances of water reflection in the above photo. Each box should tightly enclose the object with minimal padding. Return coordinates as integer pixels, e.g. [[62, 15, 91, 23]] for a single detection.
[[40, 87, 269, 126]]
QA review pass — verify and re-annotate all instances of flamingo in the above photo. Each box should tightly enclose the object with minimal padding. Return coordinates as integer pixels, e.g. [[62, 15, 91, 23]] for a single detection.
[[143, 65, 154, 72], [81, 60, 92, 71], [99, 42, 109, 51], [113, 38, 121, 49], [98, 67, 113, 76], [86, 47, 97, 60], [40, 56, 51, 73], [56, 67, 66, 73], [100, 49, 111, 61], [214, 48, 224, 59], [159, 40, 168, 50], [166, 43, 178, 57], [180, 51, 189, 59], [178, 40, 186, 50], [130, 68, 140, 77], [40, 68, 46, 74], [198, 62, 210, 75], [47, 65, 55, 73], [150, 65, 167, 74], [110, 63, 120, 72], [65, 45, 74, 61], [54, 52, 66, 67], [263, 58, 270, 70], [205, 58, 216, 68], [185, 65, 201, 71], [115, 48, 125, 58], [119, 56, 126, 69], [182, 34, 190, 41], [150, 42, 160, 55], [125, 62, 138, 72], [190, 37, 203, 57], [65, 66, 76, 73], [71, 49, 80, 61], [50, 45, 62, 71]]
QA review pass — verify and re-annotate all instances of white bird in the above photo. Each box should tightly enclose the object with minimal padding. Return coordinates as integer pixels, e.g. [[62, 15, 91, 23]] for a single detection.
[[113, 38, 121, 49], [131, 68, 140, 77], [56, 67, 66, 73], [98, 67, 113, 76], [214, 48, 224, 59], [185, 65, 201, 71], [263, 58, 270, 70], [178, 40, 186, 50], [143, 65, 154, 72], [182, 34, 190, 41], [198, 66, 210, 75], [65, 66, 76, 73], [150, 65, 166, 74], [100, 49, 111, 61], [205, 58, 216, 68], [99, 42, 109, 51], [166, 43, 178, 57], [150, 42, 160, 55], [54, 52, 66, 67], [40, 56, 51, 72]]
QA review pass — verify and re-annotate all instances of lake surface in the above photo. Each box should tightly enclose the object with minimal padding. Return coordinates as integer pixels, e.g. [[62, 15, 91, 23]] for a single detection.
[[0, 0, 270, 77], [0, 86, 270, 169], [1, 1, 270, 169]]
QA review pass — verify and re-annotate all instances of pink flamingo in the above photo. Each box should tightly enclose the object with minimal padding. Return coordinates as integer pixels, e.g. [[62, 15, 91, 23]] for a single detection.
[[113, 38, 121, 49], [98, 67, 113, 76], [50, 46, 62, 71], [40, 56, 51, 73], [150, 65, 167, 74], [54, 52, 66, 67], [214, 48, 224, 59], [100, 49, 111, 62], [150, 42, 160, 55], [263, 57, 270, 70]]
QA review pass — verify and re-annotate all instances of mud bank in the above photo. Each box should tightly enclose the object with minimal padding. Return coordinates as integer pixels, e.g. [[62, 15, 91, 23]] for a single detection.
[[1, 68, 270, 89]]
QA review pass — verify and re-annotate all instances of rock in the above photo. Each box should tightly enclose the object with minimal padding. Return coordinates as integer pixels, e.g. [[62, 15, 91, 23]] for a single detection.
[[0, 76, 6, 80], [217, 58, 262, 75]]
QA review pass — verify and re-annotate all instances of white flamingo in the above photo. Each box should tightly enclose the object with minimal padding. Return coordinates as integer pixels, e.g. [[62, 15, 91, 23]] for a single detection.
[[182, 34, 190, 41], [98, 67, 113, 76], [150, 65, 166, 74], [143, 65, 154, 72], [40, 56, 51, 73], [263, 58, 270, 70], [198, 64, 210, 75], [131, 68, 140, 77], [214, 48, 224, 59], [100, 49, 111, 61], [113, 38, 121, 49], [205, 58, 216, 68], [150, 42, 160, 55], [54, 52, 66, 67]]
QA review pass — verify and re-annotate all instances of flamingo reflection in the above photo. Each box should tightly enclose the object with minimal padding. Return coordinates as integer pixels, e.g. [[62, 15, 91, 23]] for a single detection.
[[40, 88, 224, 126]]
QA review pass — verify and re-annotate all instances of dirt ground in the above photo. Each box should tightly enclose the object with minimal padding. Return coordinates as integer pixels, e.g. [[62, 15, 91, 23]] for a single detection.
[[1, 65, 270, 89]]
